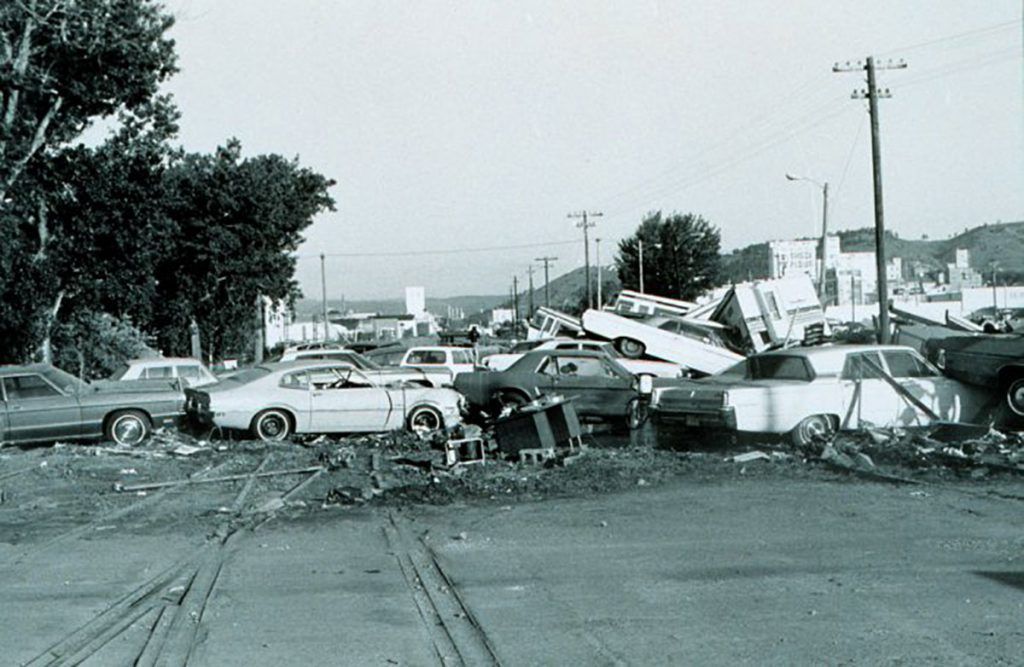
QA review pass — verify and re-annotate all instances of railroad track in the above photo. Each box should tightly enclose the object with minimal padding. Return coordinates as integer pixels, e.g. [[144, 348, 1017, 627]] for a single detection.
[[383, 511, 502, 667], [21, 455, 325, 666]]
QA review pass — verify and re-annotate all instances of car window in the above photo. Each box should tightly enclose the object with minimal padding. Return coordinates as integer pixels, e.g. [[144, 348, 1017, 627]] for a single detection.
[[142, 366, 174, 379], [537, 358, 558, 377], [718, 360, 749, 377], [3, 375, 63, 399], [327, 368, 374, 389], [109, 364, 130, 380], [557, 357, 616, 378], [176, 365, 202, 380], [748, 355, 813, 381], [841, 352, 886, 380], [882, 351, 939, 378], [407, 350, 446, 365], [657, 320, 680, 333], [554, 343, 577, 349], [453, 350, 474, 364]]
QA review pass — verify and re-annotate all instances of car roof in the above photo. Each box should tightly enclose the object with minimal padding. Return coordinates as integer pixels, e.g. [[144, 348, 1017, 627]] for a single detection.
[[0, 363, 56, 375], [127, 357, 205, 366], [519, 349, 608, 361], [255, 360, 360, 372], [756, 344, 915, 359]]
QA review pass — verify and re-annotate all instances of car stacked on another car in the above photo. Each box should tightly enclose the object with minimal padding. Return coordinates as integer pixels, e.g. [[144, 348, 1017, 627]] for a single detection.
[[186, 360, 463, 441], [481, 338, 688, 377], [0, 364, 185, 447], [651, 344, 988, 446]]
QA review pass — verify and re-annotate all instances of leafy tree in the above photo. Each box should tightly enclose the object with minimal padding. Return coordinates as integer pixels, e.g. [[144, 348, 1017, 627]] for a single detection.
[[615, 211, 721, 301], [152, 140, 336, 360]]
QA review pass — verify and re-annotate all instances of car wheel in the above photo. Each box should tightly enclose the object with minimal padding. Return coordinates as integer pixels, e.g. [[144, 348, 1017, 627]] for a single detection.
[[252, 409, 292, 442], [407, 406, 443, 435], [105, 410, 151, 447], [615, 337, 646, 359], [626, 398, 649, 430], [493, 390, 530, 412], [789, 414, 835, 447], [1006, 377, 1024, 416]]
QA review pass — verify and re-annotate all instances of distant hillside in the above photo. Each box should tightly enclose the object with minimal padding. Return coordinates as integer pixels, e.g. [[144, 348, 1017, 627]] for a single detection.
[[294, 293, 507, 319], [503, 264, 622, 316], [722, 220, 1024, 283]]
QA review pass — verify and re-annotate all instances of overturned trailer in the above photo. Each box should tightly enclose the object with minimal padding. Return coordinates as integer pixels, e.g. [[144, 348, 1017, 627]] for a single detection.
[[527, 307, 583, 341]]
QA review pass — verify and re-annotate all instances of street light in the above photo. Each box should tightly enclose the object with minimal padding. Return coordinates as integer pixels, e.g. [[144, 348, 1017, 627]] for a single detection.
[[786, 173, 829, 303]]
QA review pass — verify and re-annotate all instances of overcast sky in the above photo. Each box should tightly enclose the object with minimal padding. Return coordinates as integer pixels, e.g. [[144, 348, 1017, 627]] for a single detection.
[[160, 1, 1024, 300]]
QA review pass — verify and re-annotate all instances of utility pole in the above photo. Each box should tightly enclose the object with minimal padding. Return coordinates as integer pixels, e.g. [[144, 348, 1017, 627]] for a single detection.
[[638, 238, 645, 294], [527, 265, 536, 317], [320, 252, 330, 342], [512, 275, 520, 333], [595, 238, 603, 308], [535, 256, 558, 309], [567, 210, 602, 310], [834, 56, 906, 343]]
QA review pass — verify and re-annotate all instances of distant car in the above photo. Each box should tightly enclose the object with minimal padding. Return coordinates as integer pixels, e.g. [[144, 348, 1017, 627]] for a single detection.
[[109, 357, 219, 387], [0, 364, 184, 447], [454, 350, 663, 426], [279, 348, 450, 387], [400, 346, 479, 381], [651, 345, 987, 446], [482, 338, 687, 377], [924, 334, 1024, 416], [185, 361, 463, 441]]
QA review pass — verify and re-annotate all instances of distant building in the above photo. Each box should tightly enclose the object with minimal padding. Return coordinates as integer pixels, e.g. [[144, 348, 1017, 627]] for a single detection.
[[405, 286, 426, 315], [944, 248, 983, 291]]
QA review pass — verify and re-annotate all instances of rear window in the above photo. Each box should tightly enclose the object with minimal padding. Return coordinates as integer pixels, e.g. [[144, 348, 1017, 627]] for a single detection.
[[142, 366, 174, 379], [453, 350, 474, 364], [408, 350, 446, 365], [748, 355, 813, 381], [223, 367, 272, 385]]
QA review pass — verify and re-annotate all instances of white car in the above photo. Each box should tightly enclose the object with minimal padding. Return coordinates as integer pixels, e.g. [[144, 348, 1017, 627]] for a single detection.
[[400, 346, 478, 382], [581, 310, 743, 376], [109, 357, 219, 387], [185, 361, 463, 441], [651, 344, 988, 446], [483, 339, 687, 378]]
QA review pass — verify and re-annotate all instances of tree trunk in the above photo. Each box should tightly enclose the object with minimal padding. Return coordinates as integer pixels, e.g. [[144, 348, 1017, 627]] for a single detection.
[[39, 289, 65, 364]]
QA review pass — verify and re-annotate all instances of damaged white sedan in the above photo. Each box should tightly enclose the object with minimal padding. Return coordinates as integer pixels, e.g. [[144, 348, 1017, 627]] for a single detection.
[[650, 345, 989, 446], [186, 361, 463, 441]]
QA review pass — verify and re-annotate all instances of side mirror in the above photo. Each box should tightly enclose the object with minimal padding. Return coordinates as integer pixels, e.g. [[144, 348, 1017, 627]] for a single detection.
[[635, 374, 653, 396]]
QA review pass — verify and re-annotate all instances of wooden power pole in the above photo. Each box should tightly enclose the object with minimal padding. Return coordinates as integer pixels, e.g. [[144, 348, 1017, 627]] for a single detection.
[[834, 56, 906, 343], [567, 210, 602, 310], [535, 256, 558, 309]]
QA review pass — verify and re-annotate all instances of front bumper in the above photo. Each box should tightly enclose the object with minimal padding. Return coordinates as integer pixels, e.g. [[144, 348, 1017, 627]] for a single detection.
[[651, 406, 737, 430]]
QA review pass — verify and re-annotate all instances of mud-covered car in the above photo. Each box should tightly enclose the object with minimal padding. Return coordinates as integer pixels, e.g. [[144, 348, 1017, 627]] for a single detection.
[[454, 350, 660, 425], [186, 361, 463, 441], [0, 364, 184, 447], [924, 334, 1024, 415]]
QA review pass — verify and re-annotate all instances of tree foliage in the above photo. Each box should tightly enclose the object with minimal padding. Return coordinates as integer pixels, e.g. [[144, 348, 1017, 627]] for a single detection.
[[614, 212, 721, 301]]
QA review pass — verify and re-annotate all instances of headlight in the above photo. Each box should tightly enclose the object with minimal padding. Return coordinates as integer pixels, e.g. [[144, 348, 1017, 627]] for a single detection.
[[935, 350, 946, 369], [721, 391, 730, 407]]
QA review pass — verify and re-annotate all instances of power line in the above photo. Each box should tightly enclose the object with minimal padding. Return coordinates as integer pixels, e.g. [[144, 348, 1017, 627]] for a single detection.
[[877, 19, 1019, 57], [296, 238, 578, 259]]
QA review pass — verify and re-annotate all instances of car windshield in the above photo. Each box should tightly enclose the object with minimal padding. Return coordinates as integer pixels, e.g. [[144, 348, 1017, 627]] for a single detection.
[[43, 367, 89, 393], [108, 364, 130, 380]]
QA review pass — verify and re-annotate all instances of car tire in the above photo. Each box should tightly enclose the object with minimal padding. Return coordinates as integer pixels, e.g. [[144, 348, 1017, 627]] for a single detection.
[[626, 398, 649, 430], [407, 405, 444, 435], [252, 409, 293, 442], [1006, 377, 1024, 416], [789, 414, 835, 448], [105, 410, 151, 447], [494, 390, 530, 410], [615, 337, 646, 359]]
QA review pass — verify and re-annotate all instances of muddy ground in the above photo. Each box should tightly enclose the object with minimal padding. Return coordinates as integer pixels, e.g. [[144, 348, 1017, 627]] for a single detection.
[[2, 425, 1023, 664]]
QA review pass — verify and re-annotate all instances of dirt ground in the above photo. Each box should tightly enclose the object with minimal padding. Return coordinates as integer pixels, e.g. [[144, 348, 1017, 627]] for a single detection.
[[2, 425, 1023, 665]]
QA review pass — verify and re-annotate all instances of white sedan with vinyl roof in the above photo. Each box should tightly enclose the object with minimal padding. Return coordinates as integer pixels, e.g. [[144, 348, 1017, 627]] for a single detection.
[[650, 344, 989, 446]]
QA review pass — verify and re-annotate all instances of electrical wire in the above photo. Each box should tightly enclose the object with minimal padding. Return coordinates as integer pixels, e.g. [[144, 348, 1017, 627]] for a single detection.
[[296, 238, 579, 259], [876, 19, 1019, 57]]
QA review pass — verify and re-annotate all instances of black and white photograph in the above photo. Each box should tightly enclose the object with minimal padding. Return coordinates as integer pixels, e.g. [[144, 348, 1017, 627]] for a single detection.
[[1, 1, 1023, 664]]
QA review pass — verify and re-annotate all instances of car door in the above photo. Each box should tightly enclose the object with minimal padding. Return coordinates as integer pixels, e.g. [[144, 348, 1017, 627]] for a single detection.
[[838, 352, 902, 429], [550, 355, 633, 417], [2, 374, 83, 443], [308, 367, 392, 432], [881, 349, 954, 425]]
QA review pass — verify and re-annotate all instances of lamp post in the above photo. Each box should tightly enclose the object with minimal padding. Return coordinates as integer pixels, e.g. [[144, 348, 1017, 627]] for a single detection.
[[785, 174, 829, 303]]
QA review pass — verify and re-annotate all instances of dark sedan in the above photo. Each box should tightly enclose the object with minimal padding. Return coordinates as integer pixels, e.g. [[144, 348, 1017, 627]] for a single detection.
[[924, 334, 1024, 415], [453, 349, 660, 424], [0, 364, 185, 447]]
